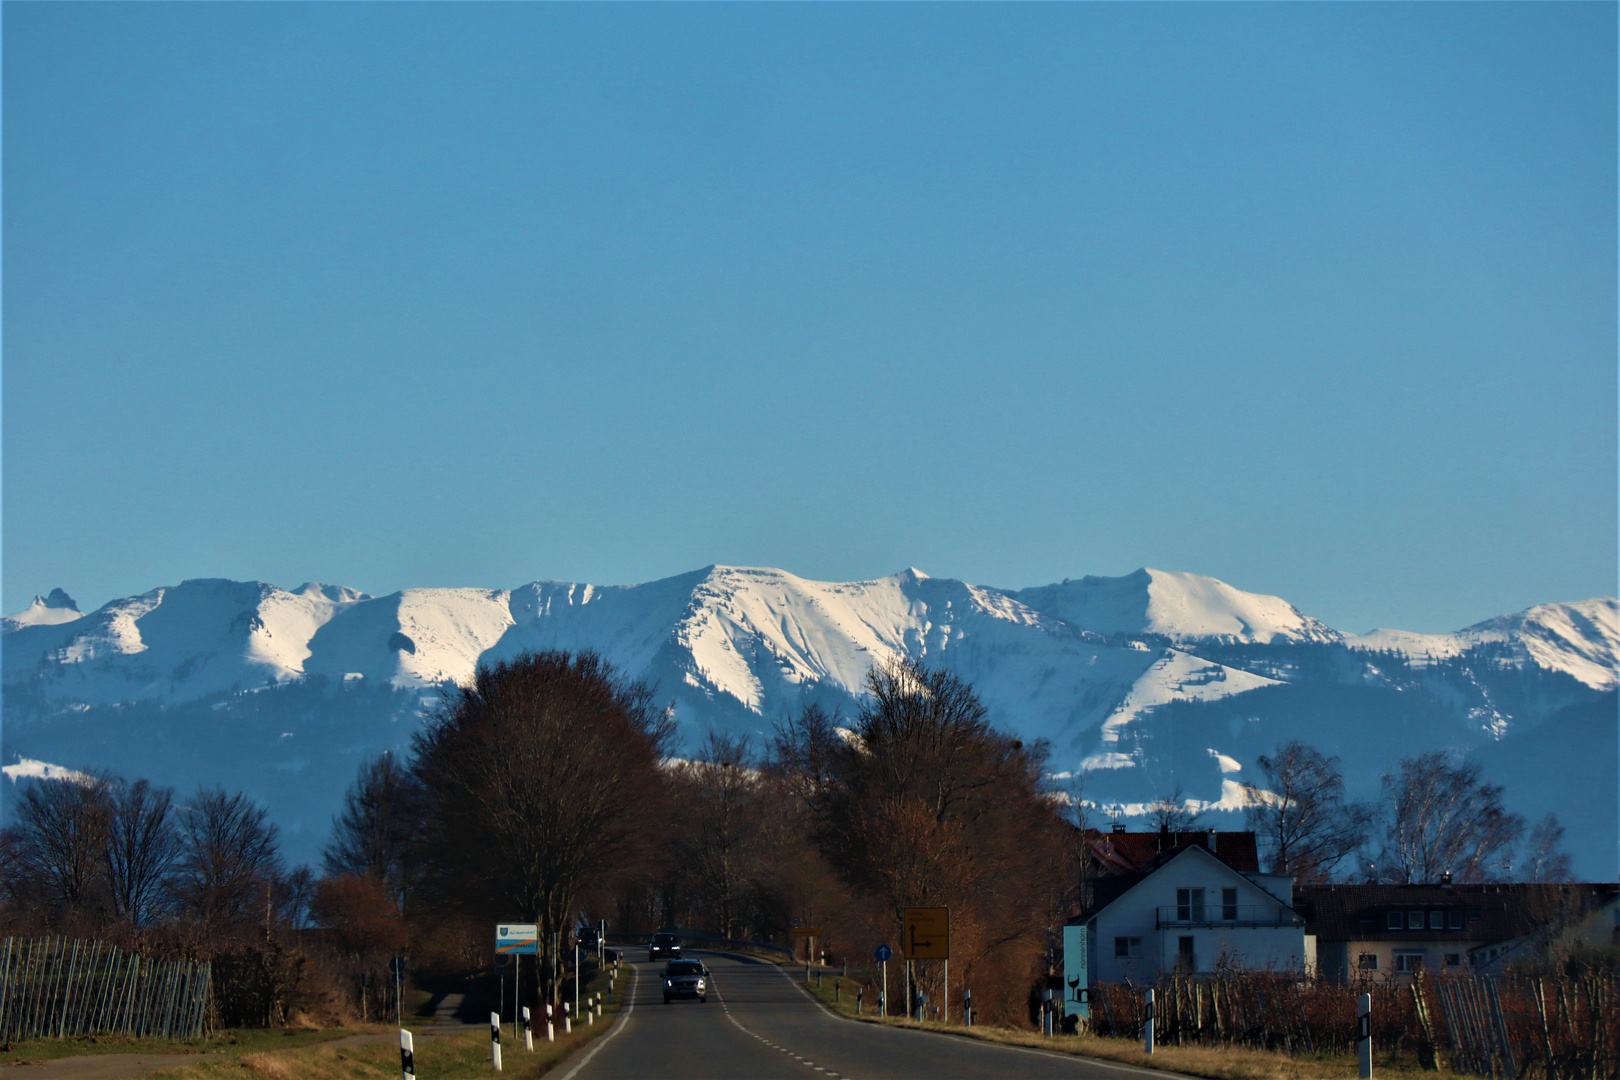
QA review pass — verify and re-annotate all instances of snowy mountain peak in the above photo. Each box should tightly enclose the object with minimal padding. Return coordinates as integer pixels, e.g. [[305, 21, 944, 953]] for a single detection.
[[1350, 597, 1617, 691], [1005, 567, 1339, 644], [3, 588, 84, 631]]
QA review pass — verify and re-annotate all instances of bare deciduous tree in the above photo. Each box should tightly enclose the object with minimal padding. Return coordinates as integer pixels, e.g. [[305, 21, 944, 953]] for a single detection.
[[1242, 742, 1373, 881], [1377, 752, 1525, 884], [412, 650, 674, 1006], [1146, 785, 1202, 832], [323, 752, 424, 904], [104, 778, 179, 928], [677, 731, 764, 939], [1517, 814, 1574, 883], [172, 787, 285, 929], [13, 774, 113, 913]]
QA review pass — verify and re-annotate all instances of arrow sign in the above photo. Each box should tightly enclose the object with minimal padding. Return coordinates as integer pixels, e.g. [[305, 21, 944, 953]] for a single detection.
[[902, 907, 949, 960], [874, 944, 892, 963]]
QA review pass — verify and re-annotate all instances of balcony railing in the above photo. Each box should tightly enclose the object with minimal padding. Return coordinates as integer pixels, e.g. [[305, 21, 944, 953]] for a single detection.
[[1156, 905, 1304, 929]]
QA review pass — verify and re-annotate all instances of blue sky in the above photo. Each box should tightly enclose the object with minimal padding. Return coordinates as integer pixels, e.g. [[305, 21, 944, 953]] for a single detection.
[[3, 3, 1615, 634]]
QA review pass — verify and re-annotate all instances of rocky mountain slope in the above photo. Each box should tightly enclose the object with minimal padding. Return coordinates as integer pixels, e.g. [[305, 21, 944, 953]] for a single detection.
[[4, 567, 1614, 876]]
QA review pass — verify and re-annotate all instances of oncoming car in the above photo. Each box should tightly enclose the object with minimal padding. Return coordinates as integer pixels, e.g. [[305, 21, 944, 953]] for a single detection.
[[662, 959, 709, 1003], [648, 932, 681, 962]]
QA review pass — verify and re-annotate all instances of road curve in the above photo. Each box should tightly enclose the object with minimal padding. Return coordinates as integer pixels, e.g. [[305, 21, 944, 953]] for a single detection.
[[562, 951, 1176, 1080]]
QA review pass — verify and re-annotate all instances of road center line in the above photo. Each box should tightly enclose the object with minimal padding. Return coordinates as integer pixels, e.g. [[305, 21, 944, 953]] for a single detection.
[[712, 967, 854, 1080]]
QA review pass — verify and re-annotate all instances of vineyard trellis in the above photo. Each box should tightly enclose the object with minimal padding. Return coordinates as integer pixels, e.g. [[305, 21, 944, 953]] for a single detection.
[[0, 937, 210, 1043], [1081, 972, 1617, 1079]]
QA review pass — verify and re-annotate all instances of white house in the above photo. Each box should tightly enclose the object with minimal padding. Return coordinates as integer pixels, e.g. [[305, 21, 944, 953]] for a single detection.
[[1064, 839, 1313, 1015]]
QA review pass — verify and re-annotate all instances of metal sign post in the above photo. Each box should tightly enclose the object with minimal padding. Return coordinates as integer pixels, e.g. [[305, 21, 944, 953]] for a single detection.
[[902, 908, 948, 1027], [874, 944, 891, 1018], [496, 924, 538, 1045]]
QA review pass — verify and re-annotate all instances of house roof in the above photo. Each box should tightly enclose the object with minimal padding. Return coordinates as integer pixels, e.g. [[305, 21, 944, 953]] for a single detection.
[[1074, 841, 1291, 924], [1084, 828, 1260, 875], [1296, 882, 1620, 944]]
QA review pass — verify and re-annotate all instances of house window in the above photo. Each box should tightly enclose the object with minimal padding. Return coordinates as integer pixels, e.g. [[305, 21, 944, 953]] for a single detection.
[[1448, 910, 1463, 930], [1408, 911, 1425, 929], [1358, 953, 1378, 971], [1429, 911, 1445, 930], [1444, 954, 1461, 967], [1395, 952, 1425, 973], [1222, 888, 1238, 921], [1177, 888, 1206, 922], [1114, 937, 1142, 958]]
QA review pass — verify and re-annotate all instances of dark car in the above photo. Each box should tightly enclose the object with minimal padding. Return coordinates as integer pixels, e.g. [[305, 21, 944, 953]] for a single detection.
[[575, 926, 600, 950], [648, 932, 682, 963], [662, 959, 708, 1003]]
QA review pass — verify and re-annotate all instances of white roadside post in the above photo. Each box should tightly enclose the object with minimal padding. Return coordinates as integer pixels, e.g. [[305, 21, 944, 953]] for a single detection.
[[1043, 987, 1052, 1036], [964, 988, 972, 1027], [546, 1003, 555, 1042], [880, 958, 886, 1018], [1144, 988, 1155, 1054], [574, 941, 580, 1023], [1357, 993, 1373, 1078], [490, 1011, 502, 1071], [564, 1001, 572, 1034], [399, 1028, 415, 1080], [522, 1006, 533, 1051]]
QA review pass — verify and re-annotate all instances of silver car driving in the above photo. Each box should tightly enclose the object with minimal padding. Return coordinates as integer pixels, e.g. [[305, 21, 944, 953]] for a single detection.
[[662, 958, 709, 1003]]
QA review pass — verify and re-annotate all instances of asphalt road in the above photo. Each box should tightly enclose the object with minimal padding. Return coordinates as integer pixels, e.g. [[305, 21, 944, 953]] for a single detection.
[[559, 951, 1174, 1080]]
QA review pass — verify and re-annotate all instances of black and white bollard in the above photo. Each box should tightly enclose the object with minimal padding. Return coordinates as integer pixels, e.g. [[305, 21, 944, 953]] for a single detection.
[[546, 1003, 555, 1043], [1043, 988, 1053, 1036], [964, 988, 973, 1027], [1357, 992, 1372, 1078], [1143, 988, 1155, 1055], [522, 1006, 533, 1051], [564, 1001, 572, 1034], [857, 988, 863, 1015], [916, 993, 928, 1022], [835, 978, 841, 1003], [400, 1028, 415, 1080], [490, 1011, 503, 1071]]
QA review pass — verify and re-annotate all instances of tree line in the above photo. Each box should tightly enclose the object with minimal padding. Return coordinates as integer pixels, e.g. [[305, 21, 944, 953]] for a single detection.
[[0, 647, 1580, 1031]]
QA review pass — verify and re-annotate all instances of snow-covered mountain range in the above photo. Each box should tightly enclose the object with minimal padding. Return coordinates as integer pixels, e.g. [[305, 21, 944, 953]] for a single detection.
[[4, 566, 1615, 877]]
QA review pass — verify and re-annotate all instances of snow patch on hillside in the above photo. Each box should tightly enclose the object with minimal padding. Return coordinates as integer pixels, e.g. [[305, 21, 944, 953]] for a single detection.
[[1349, 597, 1618, 691], [1009, 568, 1339, 643], [1081, 649, 1282, 770]]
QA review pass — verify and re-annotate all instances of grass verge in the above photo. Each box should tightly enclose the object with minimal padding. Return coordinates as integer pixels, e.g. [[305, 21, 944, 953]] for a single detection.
[[1, 964, 629, 1080], [795, 968, 1471, 1080], [0, 1026, 375, 1066]]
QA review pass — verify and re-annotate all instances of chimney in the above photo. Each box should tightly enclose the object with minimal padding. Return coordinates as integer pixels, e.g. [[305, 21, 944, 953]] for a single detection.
[[1441, 871, 1453, 886], [1110, 821, 1126, 834], [1208, 829, 1217, 853]]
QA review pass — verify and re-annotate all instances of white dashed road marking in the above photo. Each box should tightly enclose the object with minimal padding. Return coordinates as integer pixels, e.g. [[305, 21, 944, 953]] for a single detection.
[[713, 977, 857, 1080]]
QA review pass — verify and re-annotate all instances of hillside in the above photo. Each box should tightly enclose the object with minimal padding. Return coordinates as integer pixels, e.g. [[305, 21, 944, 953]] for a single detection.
[[4, 566, 1614, 876]]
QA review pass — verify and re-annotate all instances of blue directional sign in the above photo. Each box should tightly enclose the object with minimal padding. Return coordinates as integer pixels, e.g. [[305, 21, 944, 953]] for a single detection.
[[874, 944, 892, 963]]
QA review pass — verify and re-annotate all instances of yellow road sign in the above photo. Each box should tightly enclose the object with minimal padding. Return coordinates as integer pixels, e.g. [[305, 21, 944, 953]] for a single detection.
[[903, 907, 949, 959], [789, 927, 822, 937]]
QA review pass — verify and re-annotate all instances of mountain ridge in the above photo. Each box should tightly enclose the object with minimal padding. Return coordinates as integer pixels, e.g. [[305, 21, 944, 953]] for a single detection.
[[5, 565, 1614, 876]]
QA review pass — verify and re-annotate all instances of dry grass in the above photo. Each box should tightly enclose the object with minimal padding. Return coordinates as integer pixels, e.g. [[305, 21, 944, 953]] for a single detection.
[[795, 970, 1474, 1080], [144, 964, 626, 1080], [0, 1026, 380, 1066]]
